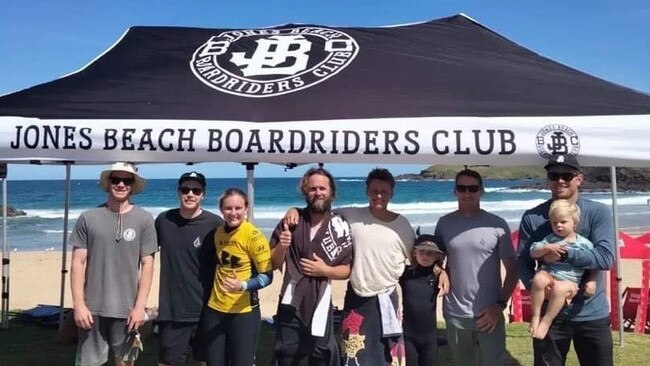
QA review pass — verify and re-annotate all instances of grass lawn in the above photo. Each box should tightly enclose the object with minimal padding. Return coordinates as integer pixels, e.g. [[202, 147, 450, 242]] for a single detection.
[[1, 317, 649, 365]]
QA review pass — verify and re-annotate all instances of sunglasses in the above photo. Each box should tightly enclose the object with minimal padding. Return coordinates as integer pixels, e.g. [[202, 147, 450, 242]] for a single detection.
[[547, 172, 576, 182], [455, 184, 481, 193], [417, 249, 438, 256], [180, 187, 203, 195], [109, 177, 135, 186]]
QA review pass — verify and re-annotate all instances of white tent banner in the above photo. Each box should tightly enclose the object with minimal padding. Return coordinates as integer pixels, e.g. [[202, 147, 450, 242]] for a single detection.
[[2, 115, 649, 166]]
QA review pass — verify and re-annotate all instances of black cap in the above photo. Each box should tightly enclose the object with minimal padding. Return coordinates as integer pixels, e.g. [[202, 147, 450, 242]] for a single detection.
[[178, 171, 206, 188], [544, 154, 582, 174], [414, 234, 444, 253]]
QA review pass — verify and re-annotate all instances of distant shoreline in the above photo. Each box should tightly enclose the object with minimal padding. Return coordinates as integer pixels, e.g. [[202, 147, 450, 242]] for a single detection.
[[396, 166, 650, 193]]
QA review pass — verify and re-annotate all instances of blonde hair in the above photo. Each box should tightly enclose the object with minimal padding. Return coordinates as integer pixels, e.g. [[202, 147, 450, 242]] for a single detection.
[[549, 199, 580, 228]]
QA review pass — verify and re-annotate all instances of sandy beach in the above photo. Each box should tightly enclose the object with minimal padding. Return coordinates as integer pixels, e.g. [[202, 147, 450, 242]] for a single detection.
[[5, 250, 648, 320], [6, 251, 351, 318]]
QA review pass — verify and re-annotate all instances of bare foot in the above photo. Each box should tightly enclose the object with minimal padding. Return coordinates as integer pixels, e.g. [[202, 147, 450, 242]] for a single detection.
[[533, 320, 551, 340], [529, 315, 540, 335]]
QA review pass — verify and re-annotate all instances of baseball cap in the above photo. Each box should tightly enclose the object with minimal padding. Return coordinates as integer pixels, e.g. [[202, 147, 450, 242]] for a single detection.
[[544, 154, 582, 174], [178, 171, 207, 188], [414, 234, 444, 253]]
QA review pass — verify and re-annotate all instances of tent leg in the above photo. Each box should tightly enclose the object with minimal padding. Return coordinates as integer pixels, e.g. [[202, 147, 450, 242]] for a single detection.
[[244, 163, 257, 223], [610, 166, 624, 346], [58, 163, 72, 329], [1, 163, 9, 329]]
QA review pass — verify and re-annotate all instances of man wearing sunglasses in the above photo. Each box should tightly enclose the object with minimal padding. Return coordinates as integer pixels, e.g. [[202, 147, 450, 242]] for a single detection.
[[70, 162, 158, 366], [434, 169, 518, 366], [155, 171, 224, 366], [517, 154, 615, 366]]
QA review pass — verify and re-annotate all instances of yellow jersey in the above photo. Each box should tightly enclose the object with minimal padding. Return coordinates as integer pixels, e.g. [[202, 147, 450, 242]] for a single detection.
[[208, 221, 272, 313]]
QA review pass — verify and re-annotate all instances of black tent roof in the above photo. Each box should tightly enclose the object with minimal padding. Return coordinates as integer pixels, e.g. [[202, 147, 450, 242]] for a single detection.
[[2, 14, 649, 121]]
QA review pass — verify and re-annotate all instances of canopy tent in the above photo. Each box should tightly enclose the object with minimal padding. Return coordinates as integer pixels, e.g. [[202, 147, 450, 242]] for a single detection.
[[1, 14, 650, 166], [1, 14, 650, 337]]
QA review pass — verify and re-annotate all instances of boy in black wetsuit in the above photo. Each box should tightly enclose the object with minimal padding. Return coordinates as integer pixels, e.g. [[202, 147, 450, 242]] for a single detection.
[[399, 234, 446, 366]]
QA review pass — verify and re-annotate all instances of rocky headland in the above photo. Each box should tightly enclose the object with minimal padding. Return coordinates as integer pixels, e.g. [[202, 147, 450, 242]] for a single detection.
[[1, 205, 26, 217], [397, 166, 650, 192]]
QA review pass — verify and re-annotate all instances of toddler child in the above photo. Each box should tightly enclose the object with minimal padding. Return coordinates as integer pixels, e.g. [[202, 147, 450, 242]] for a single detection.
[[529, 199, 598, 339]]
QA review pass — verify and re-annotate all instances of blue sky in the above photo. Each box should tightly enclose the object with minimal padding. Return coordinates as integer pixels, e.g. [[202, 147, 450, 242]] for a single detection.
[[1, 0, 648, 180]]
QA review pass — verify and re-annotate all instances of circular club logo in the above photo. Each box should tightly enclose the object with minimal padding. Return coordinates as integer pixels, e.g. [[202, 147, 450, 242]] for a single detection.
[[535, 124, 581, 159], [122, 228, 137, 242], [190, 26, 359, 98]]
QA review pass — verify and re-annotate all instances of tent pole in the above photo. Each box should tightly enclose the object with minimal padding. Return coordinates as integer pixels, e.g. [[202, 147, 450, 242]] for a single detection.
[[1, 163, 8, 329], [244, 163, 257, 223], [610, 166, 624, 346], [58, 163, 72, 329]]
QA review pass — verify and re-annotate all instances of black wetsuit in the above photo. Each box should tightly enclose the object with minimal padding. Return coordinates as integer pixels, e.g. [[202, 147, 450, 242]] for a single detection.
[[399, 265, 439, 366]]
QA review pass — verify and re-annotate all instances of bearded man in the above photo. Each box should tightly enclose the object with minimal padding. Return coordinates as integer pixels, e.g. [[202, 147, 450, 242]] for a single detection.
[[270, 167, 354, 366]]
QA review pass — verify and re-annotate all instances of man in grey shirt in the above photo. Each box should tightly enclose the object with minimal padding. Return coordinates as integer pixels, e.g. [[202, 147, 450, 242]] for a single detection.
[[70, 162, 158, 366], [434, 169, 518, 366]]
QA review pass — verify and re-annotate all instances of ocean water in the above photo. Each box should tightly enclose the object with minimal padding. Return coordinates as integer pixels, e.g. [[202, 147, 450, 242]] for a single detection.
[[2, 177, 650, 251]]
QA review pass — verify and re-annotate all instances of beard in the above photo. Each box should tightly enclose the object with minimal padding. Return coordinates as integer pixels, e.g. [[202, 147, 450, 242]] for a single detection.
[[306, 196, 333, 214]]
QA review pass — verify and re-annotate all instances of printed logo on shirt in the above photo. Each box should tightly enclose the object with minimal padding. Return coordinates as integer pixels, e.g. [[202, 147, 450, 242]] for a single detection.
[[321, 216, 353, 261], [331, 216, 351, 239], [217, 250, 241, 268], [250, 230, 265, 241], [123, 228, 136, 242], [193, 236, 202, 248]]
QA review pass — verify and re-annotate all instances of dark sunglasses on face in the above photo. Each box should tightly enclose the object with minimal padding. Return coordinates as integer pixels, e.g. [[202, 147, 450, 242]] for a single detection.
[[109, 177, 135, 186], [180, 187, 203, 195], [455, 184, 481, 193], [417, 249, 438, 256], [547, 172, 576, 182]]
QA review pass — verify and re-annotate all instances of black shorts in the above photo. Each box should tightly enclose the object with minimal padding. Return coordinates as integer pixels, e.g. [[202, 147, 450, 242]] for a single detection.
[[158, 321, 206, 365]]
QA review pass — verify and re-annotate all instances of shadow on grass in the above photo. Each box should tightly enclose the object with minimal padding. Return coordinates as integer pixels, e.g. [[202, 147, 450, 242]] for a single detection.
[[0, 318, 506, 366], [3, 318, 648, 366], [0, 317, 278, 366]]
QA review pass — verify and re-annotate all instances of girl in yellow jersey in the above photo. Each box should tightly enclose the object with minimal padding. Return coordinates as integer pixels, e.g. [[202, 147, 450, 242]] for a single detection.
[[200, 188, 273, 366]]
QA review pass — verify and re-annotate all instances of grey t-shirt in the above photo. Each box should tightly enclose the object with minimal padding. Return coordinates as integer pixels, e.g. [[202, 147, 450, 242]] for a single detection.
[[69, 205, 158, 318], [434, 210, 514, 318]]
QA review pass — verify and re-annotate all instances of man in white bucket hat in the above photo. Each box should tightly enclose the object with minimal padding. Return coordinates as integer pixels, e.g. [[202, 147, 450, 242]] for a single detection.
[[70, 162, 158, 366], [98, 161, 147, 195]]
